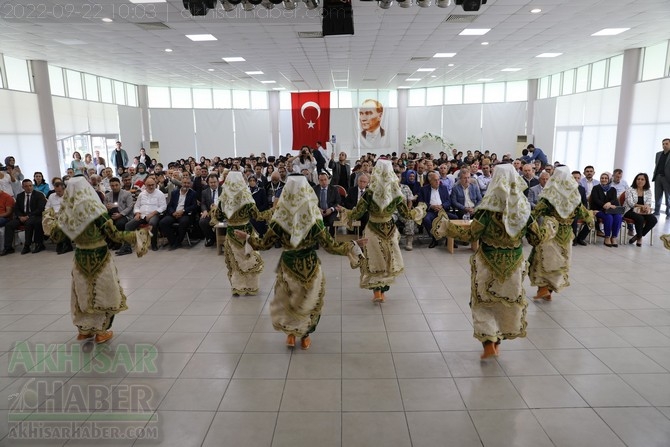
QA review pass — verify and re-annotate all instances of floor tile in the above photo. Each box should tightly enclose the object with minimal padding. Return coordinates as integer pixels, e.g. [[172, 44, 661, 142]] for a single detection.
[[406, 411, 481, 447], [218, 379, 285, 411], [342, 379, 403, 411], [272, 412, 341, 447], [533, 408, 626, 447], [398, 378, 465, 410], [454, 377, 528, 410], [341, 412, 411, 447], [565, 374, 650, 407], [280, 379, 341, 411], [469, 409, 554, 447], [202, 412, 276, 447], [510, 375, 588, 408]]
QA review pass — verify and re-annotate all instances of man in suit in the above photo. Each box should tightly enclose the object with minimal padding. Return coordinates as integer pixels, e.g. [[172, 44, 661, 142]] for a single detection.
[[265, 171, 284, 206], [528, 171, 550, 209], [1, 179, 47, 255], [199, 173, 222, 247], [420, 171, 455, 248], [652, 138, 670, 216], [313, 172, 342, 236], [105, 177, 135, 232], [249, 175, 269, 236], [344, 173, 369, 233], [329, 151, 351, 189], [192, 165, 209, 200], [359, 99, 387, 149], [571, 170, 591, 246], [521, 163, 540, 197], [451, 169, 482, 218], [159, 175, 198, 250]]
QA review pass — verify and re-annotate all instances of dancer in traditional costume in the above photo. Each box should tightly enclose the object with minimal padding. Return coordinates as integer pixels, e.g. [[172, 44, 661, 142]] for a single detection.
[[431, 164, 545, 359], [234, 175, 366, 350], [529, 165, 593, 301], [213, 171, 270, 296], [42, 176, 150, 343], [344, 159, 426, 303]]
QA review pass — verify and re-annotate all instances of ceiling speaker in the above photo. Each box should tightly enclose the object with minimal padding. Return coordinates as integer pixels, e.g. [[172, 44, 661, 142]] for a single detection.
[[455, 0, 486, 11]]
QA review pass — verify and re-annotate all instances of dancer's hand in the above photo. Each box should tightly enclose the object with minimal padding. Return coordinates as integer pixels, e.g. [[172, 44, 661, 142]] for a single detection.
[[234, 230, 248, 240], [356, 238, 368, 247]]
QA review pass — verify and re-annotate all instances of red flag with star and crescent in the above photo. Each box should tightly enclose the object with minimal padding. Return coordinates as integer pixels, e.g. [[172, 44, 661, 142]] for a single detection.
[[291, 92, 330, 150]]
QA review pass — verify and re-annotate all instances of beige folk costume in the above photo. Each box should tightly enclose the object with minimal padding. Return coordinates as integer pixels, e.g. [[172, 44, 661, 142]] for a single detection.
[[431, 164, 545, 359], [345, 160, 426, 302], [214, 172, 270, 296], [529, 166, 593, 301], [42, 176, 149, 342], [243, 175, 362, 349]]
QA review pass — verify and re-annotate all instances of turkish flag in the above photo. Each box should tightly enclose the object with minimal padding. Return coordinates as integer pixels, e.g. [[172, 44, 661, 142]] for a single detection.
[[291, 92, 330, 150]]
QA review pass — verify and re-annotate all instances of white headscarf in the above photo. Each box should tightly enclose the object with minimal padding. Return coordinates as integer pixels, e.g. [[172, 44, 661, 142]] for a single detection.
[[539, 165, 582, 218], [271, 175, 323, 248], [477, 163, 531, 238], [367, 159, 403, 211], [57, 176, 108, 240], [219, 171, 254, 218]]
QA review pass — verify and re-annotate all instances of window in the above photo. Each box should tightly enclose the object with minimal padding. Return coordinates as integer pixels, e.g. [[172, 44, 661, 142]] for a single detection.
[[444, 85, 463, 104], [608, 54, 623, 87], [232, 90, 250, 109], [408, 88, 426, 106], [170, 88, 192, 108], [338, 91, 352, 108], [4, 56, 31, 92], [126, 84, 138, 107], [484, 83, 505, 103], [49, 66, 65, 96], [250, 91, 268, 109], [506, 81, 527, 101], [538, 76, 549, 99], [329, 91, 338, 108], [84, 74, 99, 101], [113, 80, 126, 105], [99, 78, 113, 103], [147, 86, 170, 107], [641, 41, 668, 81], [550, 74, 561, 97], [279, 91, 291, 109], [66, 69, 83, 99], [387, 90, 397, 108], [575, 65, 589, 93], [562, 69, 575, 95], [192, 89, 213, 108], [213, 89, 231, 108], [426, 87, 443, 106], [590, 60, 607, 90]]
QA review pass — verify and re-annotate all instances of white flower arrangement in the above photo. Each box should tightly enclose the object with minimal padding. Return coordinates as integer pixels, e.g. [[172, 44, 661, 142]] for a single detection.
[[403, 133, 453, 152]]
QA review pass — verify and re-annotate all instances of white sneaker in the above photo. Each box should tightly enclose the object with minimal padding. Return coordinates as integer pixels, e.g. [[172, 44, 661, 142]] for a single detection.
[[405, 238, 413, 251]]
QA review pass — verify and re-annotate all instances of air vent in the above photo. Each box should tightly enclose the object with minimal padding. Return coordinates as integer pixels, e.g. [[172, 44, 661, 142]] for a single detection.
[[410, 57, 430, 61], [135, 22, 171, 31], [298, 31, 323, 38], [445, 14, 477, 23]]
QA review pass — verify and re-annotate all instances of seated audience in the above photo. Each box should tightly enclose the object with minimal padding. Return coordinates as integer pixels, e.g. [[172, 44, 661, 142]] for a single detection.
[[590, 172, 623, 247], [199, 173, 222, 247], [117, 177, 166, 255], [450, 169, 482, 218], [313, 172, 341, 237], [623, 173, 657, 246], [1, 179, 47, 255], [159, 175, 198, 250]]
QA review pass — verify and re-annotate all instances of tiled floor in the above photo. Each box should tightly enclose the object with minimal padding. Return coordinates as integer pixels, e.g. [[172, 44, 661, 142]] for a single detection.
[[1, 218, 670, 446]]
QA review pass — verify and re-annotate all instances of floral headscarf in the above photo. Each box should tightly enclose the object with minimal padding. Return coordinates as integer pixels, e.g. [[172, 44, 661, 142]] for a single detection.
[[477, 163, 530, 237], [219, 171, 254, 218], [57, 176, 108, 240], [271, 175, 323, 248], [368, 159, 403, 211], [538, 165, 582, 218]]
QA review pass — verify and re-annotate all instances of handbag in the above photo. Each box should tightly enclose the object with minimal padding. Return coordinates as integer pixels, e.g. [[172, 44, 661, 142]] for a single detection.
[[605, 206, 625, 215]]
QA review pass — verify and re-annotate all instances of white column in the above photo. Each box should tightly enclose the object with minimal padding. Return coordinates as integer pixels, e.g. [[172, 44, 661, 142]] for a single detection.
[[526, 78, 538, 141], [137, 85, 151, 147], [397, 89, 408, 154], [29, 60, 59, 181], [268, 91, 280, 157], [613, 48, 641, 170]]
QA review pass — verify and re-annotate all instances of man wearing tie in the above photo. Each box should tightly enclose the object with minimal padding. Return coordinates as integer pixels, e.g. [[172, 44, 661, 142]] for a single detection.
[[313, 172, 341, 236], [1, 179, 47, 255], [345, 173, 370, 233], [199, 174, 222, 247]]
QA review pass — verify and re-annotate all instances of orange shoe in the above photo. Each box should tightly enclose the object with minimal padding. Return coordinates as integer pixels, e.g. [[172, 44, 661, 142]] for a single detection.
[[95, 331, 113, 344], [379, 292, 386, 303], [286, 334, 296, 347], [493, 341, 501, 355], [533, 287, 550, 300], [480, 341, 498, 359], [372, 290, 382, 303], [300, 336, 311, 350], [77, 333, 91, 341], [542, 293, 552, 301]]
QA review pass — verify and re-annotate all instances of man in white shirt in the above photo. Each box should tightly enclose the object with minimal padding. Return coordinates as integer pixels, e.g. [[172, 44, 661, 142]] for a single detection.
[[477, 164, 493, 195], [579, 165, 599, 204], [117, 177, 166, 254], [438, 162, 454, 195], [611, 168, 629, 196]]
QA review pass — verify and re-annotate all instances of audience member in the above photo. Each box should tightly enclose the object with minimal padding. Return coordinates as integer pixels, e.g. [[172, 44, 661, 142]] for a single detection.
[[623, 173, 657, 246], [1, 179, 47, 255]]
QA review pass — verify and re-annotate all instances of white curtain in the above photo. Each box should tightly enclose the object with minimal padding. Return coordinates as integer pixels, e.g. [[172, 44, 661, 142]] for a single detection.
[[194, 109, 234, 159], [0, 90, 47, 177], [52, 97, 119, 139], [233, 110, 271, 157], [278, 109, 293, 156], [406, 106, 443, 138], [534, 98, 557, 161], [443, 104, 482, 151], [149, 109, 196, 163], [118, 106, 142, 148], [482, 103, 527, 154]]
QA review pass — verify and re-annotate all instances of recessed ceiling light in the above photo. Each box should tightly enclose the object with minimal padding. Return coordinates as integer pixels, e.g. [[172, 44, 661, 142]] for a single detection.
[[501, 68, 522, 72], [261, 80, 276, 84], [530, 8, 541, 13], [417, 68, 436, 72], [272, 87, 285, 90], [222, 57, 245, 62], [129, 0, 166, 3], [102, 18, 113, 22], [433, 53, 457, 58], [591, 28, 630, 36], [481, 42, 489, 46], [245, 71, 263, 75], [406, 78, 421, 82], [398, 86, 411, 89], [186, 34, 217, 41], [448, 63, 455, 67], [459, 28, 490, 36], [536, 53, 562, 58], [207, 68, 215, 72], [477, 78, 493, 82], [164, 48, 173, 52]]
